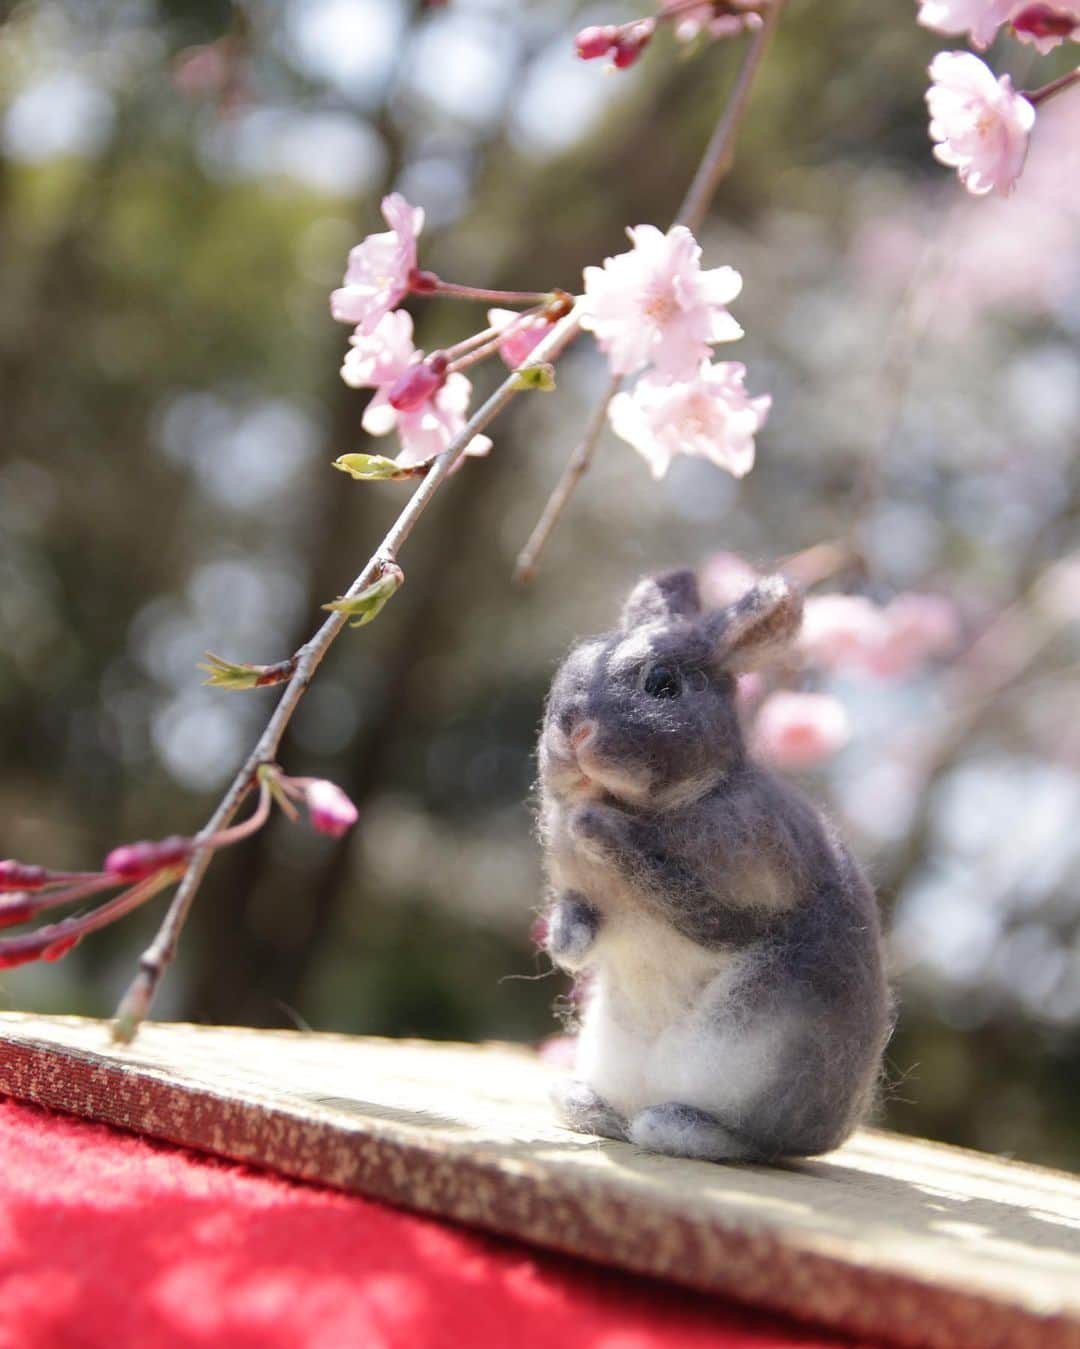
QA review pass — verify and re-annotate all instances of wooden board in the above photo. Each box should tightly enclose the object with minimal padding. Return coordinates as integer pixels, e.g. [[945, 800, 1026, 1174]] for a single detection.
[[0, 1013, 1076, 1349]]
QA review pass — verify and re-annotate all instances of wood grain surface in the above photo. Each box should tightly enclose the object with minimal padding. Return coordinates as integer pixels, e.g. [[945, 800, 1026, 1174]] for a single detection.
[[0, 1013, 1076, 1349]]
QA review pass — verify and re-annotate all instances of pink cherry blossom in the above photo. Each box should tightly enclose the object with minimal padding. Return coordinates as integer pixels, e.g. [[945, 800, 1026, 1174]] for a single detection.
[[330, 193, 424, 335], [1010, 1, 1080, 51], [799, 595, 887, 673], [753, 691, 851, 770], [341, 311, 491, 465], [302, 780, 359, 839], [581, 224, 744, 380], [916, 0, 1015, 46], [607, 361, 769, 480], [926, 52, 1035, 197], [487, 308, 556, 369]]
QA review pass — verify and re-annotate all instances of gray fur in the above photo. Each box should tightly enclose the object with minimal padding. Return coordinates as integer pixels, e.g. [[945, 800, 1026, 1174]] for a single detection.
[[546, 891, 600, 971], [538, 568, 892, 1163], [550, 1079, 628, 1142]]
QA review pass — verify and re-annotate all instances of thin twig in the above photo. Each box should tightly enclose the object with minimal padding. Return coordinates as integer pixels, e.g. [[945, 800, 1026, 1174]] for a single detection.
[[675, 0, 785, 234], [111, 304, 584, 1042], [431, 279, 552, 305], [514, 3, 787, 584], [514, 374, 622, 583], [1025, 65, 1080, 107]]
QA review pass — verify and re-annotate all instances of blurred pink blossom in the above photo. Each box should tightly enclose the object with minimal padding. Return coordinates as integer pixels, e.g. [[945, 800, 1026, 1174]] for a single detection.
[[753, 692, 852, 769], [800, 595, 887, 672], [608, 361, 768, 479], [330, 194, 424, 335], [699, 551, 759, 607], [926, 52, 1035, 197], [662, 1, 762, 41], [916, 0, 1014, 46], [870, 594, 960, 676], [341, 311, 491, 465], [172, 40, 235, 99], [854, 97, 1080, 331], [581, 224, 743, 380], [801, 592, 958, 676], [487, 308, 555, 369]]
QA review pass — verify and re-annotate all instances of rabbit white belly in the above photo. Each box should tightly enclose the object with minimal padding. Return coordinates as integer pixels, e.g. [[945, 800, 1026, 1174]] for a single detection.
[[575, 913, 784, 1123]]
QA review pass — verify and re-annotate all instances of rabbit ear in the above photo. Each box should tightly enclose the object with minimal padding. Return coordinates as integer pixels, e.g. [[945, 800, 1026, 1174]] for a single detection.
[[621, 569, 702, 629], [707, 575, 803, 671]]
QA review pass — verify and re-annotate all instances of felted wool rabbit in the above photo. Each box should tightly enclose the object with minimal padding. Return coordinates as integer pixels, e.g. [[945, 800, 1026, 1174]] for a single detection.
[[537, 568, 891, 1162]]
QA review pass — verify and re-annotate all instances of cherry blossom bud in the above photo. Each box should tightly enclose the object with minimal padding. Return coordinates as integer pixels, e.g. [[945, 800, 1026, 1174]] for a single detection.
[[575, 25, 618, 59], [612, 23, 654, 67], [487, 308, 555, 370], [0, 895, 35, 929], [105, 836, 192, 881], [0, 862, 50, 892], [42, 934, 80, 962], [304, 780, 359, 838], [753, 692, 852, 770], [1011, 2, 1079, 42], [0, 948, 37, 971], [387, 353, 449, 412], [503, 324, 553, 368]]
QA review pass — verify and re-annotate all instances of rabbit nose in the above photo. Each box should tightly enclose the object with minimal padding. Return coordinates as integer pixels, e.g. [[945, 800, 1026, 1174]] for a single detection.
[[569, 720, 597, 752]]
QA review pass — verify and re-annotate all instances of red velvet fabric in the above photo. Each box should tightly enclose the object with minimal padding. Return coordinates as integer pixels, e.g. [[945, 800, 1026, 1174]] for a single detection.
[[0, 1097, 866, 1348]]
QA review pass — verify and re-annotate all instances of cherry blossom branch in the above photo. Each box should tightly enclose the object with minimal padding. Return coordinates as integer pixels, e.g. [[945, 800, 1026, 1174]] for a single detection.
[[1024, 64, 1080, 106], [514, 374, 622, 583], [110, 303, 585, 1042], [411, 272, 552, 305], [514, 0, 786, 584], [675, 0, 786, 235]]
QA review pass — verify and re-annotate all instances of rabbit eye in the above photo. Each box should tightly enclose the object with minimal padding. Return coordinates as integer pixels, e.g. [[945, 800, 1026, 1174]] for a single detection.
[[642, 664, 682, 699]]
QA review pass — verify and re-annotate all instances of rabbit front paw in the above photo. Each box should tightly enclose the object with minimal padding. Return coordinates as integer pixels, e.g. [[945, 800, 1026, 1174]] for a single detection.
[[568, 802, 633, 864], [546, 892, 600, 971]]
